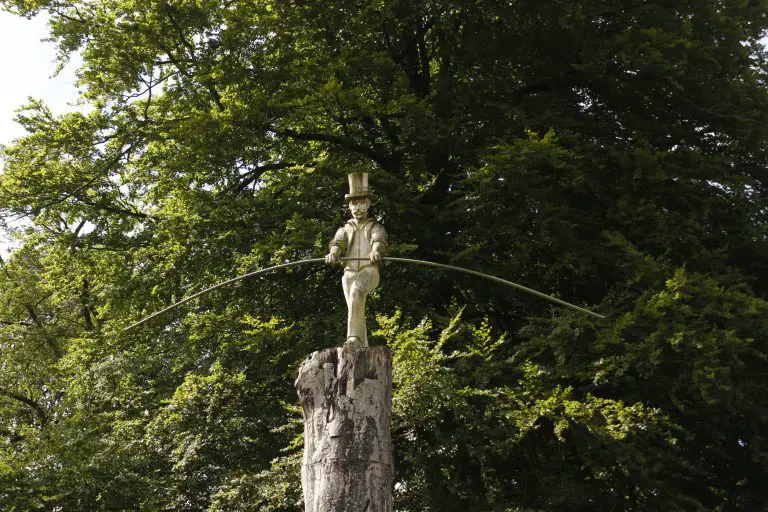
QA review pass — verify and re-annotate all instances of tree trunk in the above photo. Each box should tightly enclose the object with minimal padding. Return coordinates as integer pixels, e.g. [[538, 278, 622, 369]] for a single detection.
[[295, 345, 393, 512]]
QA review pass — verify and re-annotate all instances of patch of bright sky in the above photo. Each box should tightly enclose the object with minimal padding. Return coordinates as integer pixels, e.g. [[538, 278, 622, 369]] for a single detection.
[[0, 10, 84, 145], [0, 10, 85, 257]]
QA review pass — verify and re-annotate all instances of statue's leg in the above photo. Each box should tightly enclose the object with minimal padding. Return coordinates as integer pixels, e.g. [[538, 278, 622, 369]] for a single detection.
[[344, 267, 380, 346], [342, 271, 355, 340], [342, 272, 353, 307]]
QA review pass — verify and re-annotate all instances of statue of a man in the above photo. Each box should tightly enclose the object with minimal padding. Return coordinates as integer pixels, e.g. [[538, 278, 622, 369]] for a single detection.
[[325, 173, 388, 347]]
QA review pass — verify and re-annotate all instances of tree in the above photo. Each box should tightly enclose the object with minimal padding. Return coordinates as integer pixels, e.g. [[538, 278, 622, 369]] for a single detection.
[[0, 0, 767, 510]]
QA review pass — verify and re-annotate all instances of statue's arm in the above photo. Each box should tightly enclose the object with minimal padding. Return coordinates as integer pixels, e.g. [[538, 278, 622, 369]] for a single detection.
[[326, 227, 347, 264], [370, 224, 388, 263]]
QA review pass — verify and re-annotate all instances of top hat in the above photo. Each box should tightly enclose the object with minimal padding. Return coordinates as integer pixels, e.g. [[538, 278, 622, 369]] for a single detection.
[[344, 172, 372, 200]]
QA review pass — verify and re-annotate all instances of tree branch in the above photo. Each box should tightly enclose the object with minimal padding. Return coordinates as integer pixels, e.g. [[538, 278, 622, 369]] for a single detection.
[[163, 2, 225, 111], [265, 126, 396, 171], [229, 162, 299, 195], [0, 387, 47, 424]]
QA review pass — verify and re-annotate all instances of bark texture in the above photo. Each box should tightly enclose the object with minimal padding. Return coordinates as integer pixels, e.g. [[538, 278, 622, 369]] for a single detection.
[[295, 345, 393, 512]]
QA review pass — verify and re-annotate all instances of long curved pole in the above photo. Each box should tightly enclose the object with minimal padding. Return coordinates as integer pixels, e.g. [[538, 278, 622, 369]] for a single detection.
[[384, 257, 605, 320], [122, 257, 605, 333]]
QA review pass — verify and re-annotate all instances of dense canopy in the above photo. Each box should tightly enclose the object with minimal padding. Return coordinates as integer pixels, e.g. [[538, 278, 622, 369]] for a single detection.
[[0, 0, 767, 510]]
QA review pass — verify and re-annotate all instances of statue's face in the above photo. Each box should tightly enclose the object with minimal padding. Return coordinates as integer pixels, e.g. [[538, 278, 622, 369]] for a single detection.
[[349, 197, 370, 221]]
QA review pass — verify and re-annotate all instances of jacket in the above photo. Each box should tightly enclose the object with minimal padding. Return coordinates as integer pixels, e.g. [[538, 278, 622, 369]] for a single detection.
[[329, 218, 388, 270]]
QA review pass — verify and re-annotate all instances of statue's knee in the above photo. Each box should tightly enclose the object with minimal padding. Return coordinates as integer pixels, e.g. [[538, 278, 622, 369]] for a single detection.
[[350, 286, 368, 302]]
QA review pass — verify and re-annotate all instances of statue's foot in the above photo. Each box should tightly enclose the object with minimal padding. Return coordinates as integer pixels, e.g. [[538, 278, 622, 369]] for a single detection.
[[344, 336, 364, 350]]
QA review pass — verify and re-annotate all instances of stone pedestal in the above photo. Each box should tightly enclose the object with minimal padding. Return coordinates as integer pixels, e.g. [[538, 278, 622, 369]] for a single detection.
[[295, 345, 393, 512]]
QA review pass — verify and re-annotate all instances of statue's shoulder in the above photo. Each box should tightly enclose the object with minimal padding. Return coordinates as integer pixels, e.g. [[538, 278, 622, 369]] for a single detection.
[[370, 220, 387, 245], [332, 224, 351, 243]]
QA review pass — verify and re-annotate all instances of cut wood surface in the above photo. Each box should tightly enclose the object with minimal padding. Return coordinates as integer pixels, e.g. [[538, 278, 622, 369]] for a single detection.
[[295, 346, 393, 512]]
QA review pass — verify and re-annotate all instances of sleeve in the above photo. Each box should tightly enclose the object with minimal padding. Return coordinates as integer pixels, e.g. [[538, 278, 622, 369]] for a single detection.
[[371, 223, 388, 251], [329, 226, 348, 253]]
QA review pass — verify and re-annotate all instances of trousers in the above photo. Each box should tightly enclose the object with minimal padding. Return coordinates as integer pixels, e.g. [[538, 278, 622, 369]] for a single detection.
[[341, 266, 380, 346]]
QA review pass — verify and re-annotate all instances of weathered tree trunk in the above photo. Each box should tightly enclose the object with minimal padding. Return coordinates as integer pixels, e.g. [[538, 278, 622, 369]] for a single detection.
[[295, 345, 393, 512]]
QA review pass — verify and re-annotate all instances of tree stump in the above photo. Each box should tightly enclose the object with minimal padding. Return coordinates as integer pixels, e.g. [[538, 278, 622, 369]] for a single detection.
[[295, 345, 393, 512]]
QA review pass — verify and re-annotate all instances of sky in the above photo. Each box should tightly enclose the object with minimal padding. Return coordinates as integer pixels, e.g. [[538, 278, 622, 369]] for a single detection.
[[0, 11, 83, 145], [0, 10, 84, 257]]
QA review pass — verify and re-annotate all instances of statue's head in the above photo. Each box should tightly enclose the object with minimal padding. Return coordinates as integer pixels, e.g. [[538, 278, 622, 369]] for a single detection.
[[348, 197, 371, 221], [345, 172, 372, 221]]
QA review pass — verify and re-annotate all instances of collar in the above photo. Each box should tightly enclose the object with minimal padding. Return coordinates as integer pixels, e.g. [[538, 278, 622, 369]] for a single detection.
[[346, 218, 374, 230]]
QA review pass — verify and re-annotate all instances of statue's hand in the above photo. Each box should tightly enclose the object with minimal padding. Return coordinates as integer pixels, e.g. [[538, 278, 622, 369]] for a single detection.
[[325, 251, 340, 265], [369, 250, 382, 264]]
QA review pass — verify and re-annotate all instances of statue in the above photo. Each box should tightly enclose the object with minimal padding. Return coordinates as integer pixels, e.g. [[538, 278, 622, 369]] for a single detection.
[[325, 172, 388, 347]]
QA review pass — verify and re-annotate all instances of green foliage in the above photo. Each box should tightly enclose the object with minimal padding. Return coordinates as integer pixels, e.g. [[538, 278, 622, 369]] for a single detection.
[[0, 0, 767, 509], [378, 312, 681, 511]]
